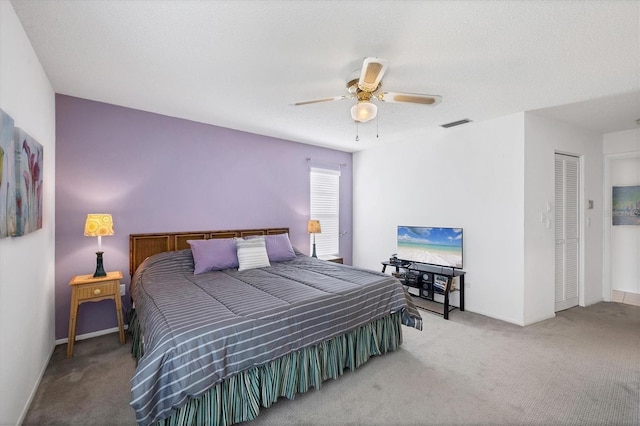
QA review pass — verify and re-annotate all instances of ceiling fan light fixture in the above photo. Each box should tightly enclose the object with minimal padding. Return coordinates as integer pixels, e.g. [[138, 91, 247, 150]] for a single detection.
[[293, 57, 443, 124], [351, 101, 377, 122]]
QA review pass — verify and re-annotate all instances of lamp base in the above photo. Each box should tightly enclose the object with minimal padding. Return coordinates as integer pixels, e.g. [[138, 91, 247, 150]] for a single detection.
[[93, 251, 106, 277], [311, 243, 317, 258]]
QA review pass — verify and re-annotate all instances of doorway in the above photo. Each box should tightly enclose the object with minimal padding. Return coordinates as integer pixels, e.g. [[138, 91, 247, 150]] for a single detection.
[[555, 153, 580, 311]]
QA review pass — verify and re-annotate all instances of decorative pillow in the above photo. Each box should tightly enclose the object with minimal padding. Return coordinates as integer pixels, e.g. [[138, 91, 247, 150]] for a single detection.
[[235, 236, 271, 271], [247, 233, 297, 262], [187, 238, 239, 275]]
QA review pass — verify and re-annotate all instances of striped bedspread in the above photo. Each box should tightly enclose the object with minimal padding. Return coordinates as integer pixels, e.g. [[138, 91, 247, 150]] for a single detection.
[[130, 249, 422, 426]]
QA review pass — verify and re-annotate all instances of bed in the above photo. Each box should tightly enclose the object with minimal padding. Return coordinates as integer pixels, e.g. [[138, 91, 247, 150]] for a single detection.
[[128, 227, 422, 426]]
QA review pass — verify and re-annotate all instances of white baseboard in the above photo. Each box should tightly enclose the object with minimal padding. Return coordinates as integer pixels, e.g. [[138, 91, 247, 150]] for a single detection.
[[522, 312, 556, 326], [463, 307, 526, 326], [17, 341, 55, 426], [54, 325, 128, 346]]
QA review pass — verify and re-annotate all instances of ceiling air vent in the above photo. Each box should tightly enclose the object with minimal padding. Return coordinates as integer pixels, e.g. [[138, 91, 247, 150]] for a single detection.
[[440, 118, 473, 128]]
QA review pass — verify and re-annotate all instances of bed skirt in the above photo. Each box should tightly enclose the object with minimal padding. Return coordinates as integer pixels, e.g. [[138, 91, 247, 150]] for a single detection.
[[129, 310, 404, 426]]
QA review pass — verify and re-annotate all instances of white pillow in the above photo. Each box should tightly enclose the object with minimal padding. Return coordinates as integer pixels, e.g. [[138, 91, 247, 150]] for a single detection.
[[235, 236, 271, 271]]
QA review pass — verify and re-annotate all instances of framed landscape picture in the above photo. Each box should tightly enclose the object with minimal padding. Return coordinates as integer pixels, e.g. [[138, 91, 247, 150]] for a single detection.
[[612, 185, 640, 226]]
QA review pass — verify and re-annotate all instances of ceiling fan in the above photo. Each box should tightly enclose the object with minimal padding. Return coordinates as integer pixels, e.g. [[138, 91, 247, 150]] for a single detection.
[[292, 57, 442, 123]]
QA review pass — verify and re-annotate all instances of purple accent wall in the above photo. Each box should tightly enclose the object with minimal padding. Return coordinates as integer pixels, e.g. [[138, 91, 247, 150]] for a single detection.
[[55, 95, 352, 340]]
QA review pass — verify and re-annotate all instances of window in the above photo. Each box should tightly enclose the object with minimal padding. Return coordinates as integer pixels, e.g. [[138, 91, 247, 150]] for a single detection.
[[310, 167, 340, 256]]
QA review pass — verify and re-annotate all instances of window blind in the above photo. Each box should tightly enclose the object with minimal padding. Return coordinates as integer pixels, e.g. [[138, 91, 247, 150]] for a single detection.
[[310, 167, 340, 256]]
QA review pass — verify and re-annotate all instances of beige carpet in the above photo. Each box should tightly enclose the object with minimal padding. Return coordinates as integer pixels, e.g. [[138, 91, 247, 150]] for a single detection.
[[23, 302, 639, 425]]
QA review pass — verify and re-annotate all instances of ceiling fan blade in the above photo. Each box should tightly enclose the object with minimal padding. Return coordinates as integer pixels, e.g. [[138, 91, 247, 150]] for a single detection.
[[378, 91, 443, 106], [358, 57, 388, 92], [291, 95, 352, 106]]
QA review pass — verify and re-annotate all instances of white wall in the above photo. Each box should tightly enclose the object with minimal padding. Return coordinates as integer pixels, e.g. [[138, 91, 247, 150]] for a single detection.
[[523, 113, 604, 325], [603, 128, 640, 296], [353, 113, 526, 325], [0, 2, 56, 424], [604, 128, 640, 155]]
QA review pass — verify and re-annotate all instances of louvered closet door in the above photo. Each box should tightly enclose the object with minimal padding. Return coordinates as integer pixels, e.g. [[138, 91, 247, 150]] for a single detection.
[[555, 154, 580, 312]]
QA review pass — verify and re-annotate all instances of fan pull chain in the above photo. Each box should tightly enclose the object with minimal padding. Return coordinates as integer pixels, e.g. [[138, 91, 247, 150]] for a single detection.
[[376, 115, 379, 138], [355, 122, 359, 141]]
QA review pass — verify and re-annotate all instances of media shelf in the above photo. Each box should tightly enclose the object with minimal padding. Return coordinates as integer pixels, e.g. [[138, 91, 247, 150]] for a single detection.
[[381, 261, 465, 320]]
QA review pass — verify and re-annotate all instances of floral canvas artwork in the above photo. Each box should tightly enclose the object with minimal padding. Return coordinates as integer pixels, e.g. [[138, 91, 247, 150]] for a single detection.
[[14, 128, 43, 236], [0, 109, 17, 239]]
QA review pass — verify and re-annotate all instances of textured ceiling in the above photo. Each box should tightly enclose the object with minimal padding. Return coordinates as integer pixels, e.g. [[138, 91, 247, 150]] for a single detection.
[[10, 0, 640, 152]]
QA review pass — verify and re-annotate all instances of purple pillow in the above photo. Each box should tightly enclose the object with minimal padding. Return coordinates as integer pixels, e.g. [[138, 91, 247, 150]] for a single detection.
[[245, 233, 296, 262], [187, 238, 239, 274], [263, 233, 297, 262]]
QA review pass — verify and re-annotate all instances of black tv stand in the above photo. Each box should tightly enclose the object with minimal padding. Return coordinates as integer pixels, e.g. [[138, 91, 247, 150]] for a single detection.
[[382, 261, 465, 320]]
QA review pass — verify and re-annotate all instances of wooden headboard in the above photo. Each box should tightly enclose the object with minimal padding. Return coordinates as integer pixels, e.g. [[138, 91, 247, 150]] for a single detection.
[[129, 227, 289, 276]]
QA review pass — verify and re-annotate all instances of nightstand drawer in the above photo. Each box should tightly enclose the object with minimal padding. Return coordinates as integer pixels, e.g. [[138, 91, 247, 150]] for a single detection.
[[76, 281, 117, 300]]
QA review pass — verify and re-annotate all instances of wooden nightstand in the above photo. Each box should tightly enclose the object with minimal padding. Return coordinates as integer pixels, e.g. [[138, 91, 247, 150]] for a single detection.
[[319, 255, 344, 264], [67, 271, 125, 358]]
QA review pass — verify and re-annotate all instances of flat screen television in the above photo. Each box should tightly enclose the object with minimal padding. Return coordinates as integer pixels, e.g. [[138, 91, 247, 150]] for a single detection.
[[397, 226, 463, 269]]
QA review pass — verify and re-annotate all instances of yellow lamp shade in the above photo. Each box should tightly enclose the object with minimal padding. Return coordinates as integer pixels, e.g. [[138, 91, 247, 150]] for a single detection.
[[307, 220, 321, 234], [84, 214, 114, 237]]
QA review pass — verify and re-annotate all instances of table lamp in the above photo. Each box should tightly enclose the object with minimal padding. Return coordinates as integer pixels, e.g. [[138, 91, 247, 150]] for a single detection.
[[84, 214, 114, 277], [307, 220, 321, 258]]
